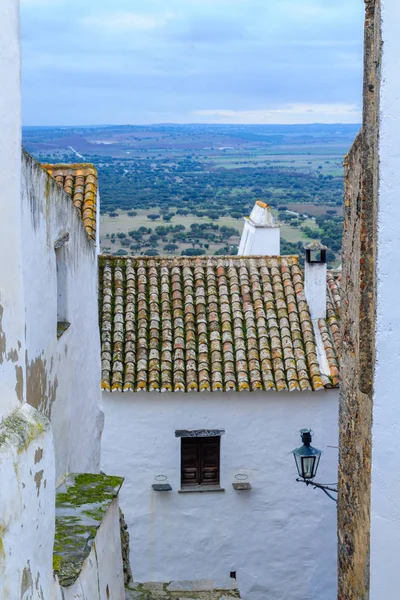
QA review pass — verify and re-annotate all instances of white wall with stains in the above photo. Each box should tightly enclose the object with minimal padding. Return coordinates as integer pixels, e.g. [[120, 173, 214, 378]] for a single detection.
[[0, 0, 26, 418], [62, 498, 125, 600], [1, 2, 103, 482], [101, 390, 338, 600], [0, 146, 106, 595], [0, 401, 124, 600], [0, 4, 122, 597], [0, 404, 63, 600], [21, 152, 104, 482]]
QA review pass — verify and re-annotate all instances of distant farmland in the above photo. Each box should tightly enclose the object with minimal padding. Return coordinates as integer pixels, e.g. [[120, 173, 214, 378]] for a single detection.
[[23, 123, 358, 266]]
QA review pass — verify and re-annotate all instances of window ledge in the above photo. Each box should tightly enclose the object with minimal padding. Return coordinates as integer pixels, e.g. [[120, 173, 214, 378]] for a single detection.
[[178, 485, 225, 494], [57, 321, 71, 339]]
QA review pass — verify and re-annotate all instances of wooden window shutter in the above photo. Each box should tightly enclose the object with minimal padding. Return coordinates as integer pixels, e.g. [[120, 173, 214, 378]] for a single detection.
[[181, 436, 220, 487], [200, 437, 220, 485], [181, 438, 200, 485]]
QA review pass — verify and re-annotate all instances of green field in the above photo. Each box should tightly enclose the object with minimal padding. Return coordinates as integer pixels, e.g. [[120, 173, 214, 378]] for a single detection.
[[23, 123, 353, 265], [101, 207, 319, 257], [202, 149, 345, 177]]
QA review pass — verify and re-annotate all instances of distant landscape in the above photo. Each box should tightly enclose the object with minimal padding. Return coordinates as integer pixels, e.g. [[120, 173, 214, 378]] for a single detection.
[[23, 123, 360, 267]]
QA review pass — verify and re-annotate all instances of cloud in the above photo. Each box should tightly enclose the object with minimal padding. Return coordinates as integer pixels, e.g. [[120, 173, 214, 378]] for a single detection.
[[277, 2, 344, 20], [21, 0, 53, 5], [81, 11, 172, 33], [20, 0, 364, 125], [267, 0, 361, 25], [194, 104, 361, 125]]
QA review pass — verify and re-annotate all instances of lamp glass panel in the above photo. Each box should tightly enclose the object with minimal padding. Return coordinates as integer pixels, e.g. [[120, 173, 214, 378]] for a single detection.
[[293, 443, 322, 479], [313, 453, 321, 477], [301, 456, 316, 479], [294, 453, 303, 478]]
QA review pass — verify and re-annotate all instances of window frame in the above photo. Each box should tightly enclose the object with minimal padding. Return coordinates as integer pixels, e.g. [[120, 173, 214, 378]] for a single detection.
[[54, 232, 70, 338], [180, 435, 221, 489]]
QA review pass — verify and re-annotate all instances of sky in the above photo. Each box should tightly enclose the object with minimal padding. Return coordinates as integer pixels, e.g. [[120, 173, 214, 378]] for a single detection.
[[21, 0, 365, 126]]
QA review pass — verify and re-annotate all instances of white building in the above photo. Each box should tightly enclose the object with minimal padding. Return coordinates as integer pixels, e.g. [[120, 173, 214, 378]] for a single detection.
[[0, 2, 125, 597], [100, 207, 341, 600], [238, 201, 280, 256], [1, 4, 341, 592]]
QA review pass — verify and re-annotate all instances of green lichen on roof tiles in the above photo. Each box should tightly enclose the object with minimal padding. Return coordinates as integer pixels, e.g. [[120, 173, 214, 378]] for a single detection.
[[318, 269, 341, 386], [98, 255, 339, 393], [327, 269, 341, 316], [42, 163, 98, 241], [54, 472, 123, 587]]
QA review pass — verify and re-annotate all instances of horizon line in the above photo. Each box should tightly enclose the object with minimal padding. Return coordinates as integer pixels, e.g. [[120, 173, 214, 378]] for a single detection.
[[22, 121, 362, 128]]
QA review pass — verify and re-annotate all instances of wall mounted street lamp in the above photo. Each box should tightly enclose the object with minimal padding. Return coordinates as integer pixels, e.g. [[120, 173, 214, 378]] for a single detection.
[[292, 429, 338, 502]]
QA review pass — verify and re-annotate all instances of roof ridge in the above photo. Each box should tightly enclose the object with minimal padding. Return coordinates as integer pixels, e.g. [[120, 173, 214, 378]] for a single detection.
[[99, 254, 300, 265], [42, 162, 97, 171], [42, 163, 98, 242]]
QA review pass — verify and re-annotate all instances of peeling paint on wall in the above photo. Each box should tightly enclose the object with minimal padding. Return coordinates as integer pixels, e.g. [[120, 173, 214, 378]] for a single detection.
[[15, 366, 23, 402], [34, 447, 43, 464], [35, 571, 45, 600], [0, 524, 7, 562], [34, 470, 44, 496], [0, 404, 54, 597], [26, 353, 58, 419], [20, 563, 33, 599], [0, 304, 7, 365], [7, 348, 18, 362], [0, 304, 21, 371], [21, 152, 103, 478]]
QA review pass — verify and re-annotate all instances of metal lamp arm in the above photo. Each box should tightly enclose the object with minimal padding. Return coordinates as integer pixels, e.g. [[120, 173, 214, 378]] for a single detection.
[[296, 478, 338, 502]]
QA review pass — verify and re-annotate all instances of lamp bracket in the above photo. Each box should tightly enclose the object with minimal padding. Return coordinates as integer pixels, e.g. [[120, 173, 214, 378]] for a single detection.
[[296, 478, 338, 502]]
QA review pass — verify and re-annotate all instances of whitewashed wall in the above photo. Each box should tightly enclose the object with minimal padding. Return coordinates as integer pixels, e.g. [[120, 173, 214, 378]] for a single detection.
[[21, 152, 104, 482], [0, 401, 123, 600], [61, 498, 125, 600], [238, 221, 280, 256], [0, 0, 26, 418], [371, 1, 400, 597], [101, 390, 338, 600], [0, 3, 117, 596], [304, 261, 327, 320], [0, 404, 63, 600]]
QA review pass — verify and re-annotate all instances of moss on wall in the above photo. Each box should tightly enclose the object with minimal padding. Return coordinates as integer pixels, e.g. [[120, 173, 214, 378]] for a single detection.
[[53, 473, 123, 587], [0, 406, 47, 454]]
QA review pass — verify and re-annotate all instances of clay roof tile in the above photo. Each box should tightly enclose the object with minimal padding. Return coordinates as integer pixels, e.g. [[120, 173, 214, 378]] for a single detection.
[[42, 163, 98, 242], [99, 255, 339, 393]]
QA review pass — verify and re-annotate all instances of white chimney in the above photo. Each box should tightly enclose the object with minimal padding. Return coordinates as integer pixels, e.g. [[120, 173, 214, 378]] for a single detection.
[[303, 242, 327, 320], [238, 201, 280, 256]]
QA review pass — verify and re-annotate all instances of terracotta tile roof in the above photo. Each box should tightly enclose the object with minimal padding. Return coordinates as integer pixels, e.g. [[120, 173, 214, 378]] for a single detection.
[[327, 270, 341, 315], [318, 270, 341, 387], [42, 163, 98, 241], [99, 255, 338, 393]]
